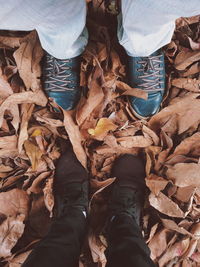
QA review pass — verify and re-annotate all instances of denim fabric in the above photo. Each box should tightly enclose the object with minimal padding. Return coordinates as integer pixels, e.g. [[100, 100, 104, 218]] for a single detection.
[[119, 0, 200, 56], [0, 0, 88, 59], [0, 0, 199, 58]]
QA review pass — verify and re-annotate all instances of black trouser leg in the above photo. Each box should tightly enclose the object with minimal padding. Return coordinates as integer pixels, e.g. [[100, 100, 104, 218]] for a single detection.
[[105, 214, 155, 267], [22, 208, 86, 267]]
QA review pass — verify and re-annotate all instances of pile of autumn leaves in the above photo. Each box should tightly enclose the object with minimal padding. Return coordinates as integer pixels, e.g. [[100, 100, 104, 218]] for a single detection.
[[0, 8, 200, 267]]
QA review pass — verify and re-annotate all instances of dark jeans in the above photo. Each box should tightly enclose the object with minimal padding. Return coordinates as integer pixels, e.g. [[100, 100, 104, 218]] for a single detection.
[[22, 209, 155, 267]]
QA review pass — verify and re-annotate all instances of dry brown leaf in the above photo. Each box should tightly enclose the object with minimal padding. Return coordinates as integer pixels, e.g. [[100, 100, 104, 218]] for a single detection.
[[117, 135, 153, 148], [76, 66, 104, 126], [27, 171, 51, 194], [175, 50, 200, 71], [158, 238, 190, 267], [115, 80, 148, 100], [13, 31, 44, 91], [182, 62, 200, 77], [149, 94, 200, 135], [0, 189, 29, 258], [88, 234, 106, 267], [175, 186, 196, 203], [183, 239, 198, 258], [172, 78, 200, 92], [188, 36, 200, 51], [145, 174, 168, 196], [161, 218, 192, 237], [191, 223, 200, 239], [0, 135, 17, 150], [191, 252, 200, 263], [0, 36, 21, 49], [63, 110, 87, 168], [43, 177, 54, 217], [142, 125, 159, 145], [9, 104, 20, 132], [166, 163, 200, 187], [148, 229, 169, 260], [168, 132, 200, 158], [0, 68, 13, 99], [6, 250, 32, 267], [0, 90, 47, 128], [149, 192, 185, 218], [145, 146, 162, 175], [146, 223, 159, 244], [18, 104, 35, 153]]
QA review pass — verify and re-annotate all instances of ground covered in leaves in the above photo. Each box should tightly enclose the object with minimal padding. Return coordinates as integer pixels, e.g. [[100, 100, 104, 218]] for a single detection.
[[0, 2, 200, 267]]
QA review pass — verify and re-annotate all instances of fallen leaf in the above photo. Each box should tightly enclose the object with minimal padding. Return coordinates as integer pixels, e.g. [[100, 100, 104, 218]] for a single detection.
[[149, 94, 200, 135], [0, 90, 47, 128], [63, 110, 87, 168], [88, 234, 106, 267], [76, 66, 104, 126], [175, 50, 200, 71], [161, 218, 192, 237], [172, 78, 200, 92], [145, 174, 169, 196], [158, 238, 190, 267], [24, 140, 44, 171], [0, 189, 29, 258], [188, 36, 200, 51], [115, 80, 148, 100], [88, 118, 117, 140], [18, 103, 35, 153], [117, 135, 153, 148], [0, 135, 17, 150], [148, 229, 169, 260], [13, 31, 44, 91], [149, 192, 185, 218], [166, 163, 200, 187]]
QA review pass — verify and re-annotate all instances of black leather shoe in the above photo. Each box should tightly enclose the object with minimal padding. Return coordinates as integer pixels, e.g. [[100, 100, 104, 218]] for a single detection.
[[43, 53, 81, 110], [128, 49, 165, 119], [108, 154, 146, 225], [53, 150, 88, 218]]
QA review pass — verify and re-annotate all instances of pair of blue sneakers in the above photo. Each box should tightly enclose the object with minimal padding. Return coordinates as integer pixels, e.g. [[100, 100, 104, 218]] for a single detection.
[[43, 49, 165, 118]]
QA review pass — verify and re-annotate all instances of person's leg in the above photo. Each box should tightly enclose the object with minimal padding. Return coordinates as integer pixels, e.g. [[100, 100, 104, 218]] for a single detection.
[[0, 0, 87, 59], [105, 155, 155, 267], [106, 215, 155, 267], [119, 0, 200, 57], [22, 150, 89, 267], [118, 0, 199, 118], [0, 0, 88, 110]]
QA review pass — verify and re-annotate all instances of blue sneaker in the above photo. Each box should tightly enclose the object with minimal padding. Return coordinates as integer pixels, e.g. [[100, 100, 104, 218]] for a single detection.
[[43, 53, 81, 110], [128, 49, 165, 119]]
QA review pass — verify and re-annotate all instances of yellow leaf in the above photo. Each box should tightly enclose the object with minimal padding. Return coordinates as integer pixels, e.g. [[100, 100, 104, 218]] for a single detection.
[[31, 129, 42, 137], [24, 140, 43, 171], [88, 118, 117, 140]]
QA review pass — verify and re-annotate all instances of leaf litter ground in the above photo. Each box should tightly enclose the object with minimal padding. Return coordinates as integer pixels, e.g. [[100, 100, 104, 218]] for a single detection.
[[0, 2, 200, 267]]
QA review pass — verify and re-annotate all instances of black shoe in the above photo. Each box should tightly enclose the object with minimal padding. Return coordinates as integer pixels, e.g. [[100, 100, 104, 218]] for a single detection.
[[53, 150, 88, 218], [43, 53, 81, 110], [108, 154, 146, 225]]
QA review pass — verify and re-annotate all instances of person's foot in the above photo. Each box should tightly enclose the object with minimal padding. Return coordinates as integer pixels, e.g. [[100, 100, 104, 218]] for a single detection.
[[128, 49, 165, 119], [42, 53, 81, 110], [53, 150, 88, 218], [107, 154, 146, 225]]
